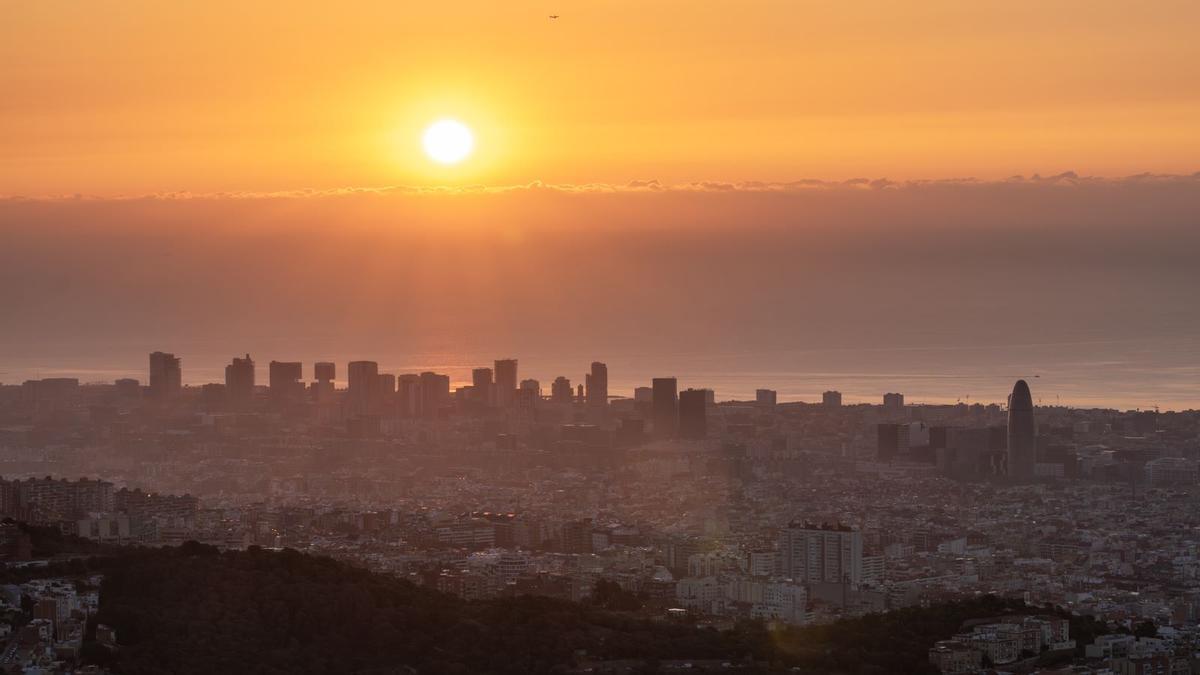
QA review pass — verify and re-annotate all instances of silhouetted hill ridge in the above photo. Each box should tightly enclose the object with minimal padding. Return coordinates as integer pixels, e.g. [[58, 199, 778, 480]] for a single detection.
[[0, 528, 1107, 674]]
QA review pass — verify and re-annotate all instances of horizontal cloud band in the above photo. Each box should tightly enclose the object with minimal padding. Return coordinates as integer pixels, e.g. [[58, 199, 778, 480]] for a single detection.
[[5, 171, 1200, 201]]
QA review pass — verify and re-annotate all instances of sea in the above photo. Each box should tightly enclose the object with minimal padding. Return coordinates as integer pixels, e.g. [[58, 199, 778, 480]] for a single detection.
[[3, 336, 1197, 411]]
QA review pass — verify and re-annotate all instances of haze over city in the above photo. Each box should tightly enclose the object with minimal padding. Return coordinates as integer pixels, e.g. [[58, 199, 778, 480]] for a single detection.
[[2, 2, 1200, 674], [4, 177, 1199, 410], [5, 3, 1200, 411]]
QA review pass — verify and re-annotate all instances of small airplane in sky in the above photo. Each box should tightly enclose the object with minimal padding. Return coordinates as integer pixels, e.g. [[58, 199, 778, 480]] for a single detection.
[[549, 15, 559, 19]]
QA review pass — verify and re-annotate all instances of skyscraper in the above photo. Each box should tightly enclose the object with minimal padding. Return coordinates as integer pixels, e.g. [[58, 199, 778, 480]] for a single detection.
[[312, 362, 336, 405], [883, 392, 904, 410], [224, 354, 255, 407], [519, 379, 541, 397], [377, 373, 396, 413], [397, 374, 421, 418], [313, 362, 336, 384], [514, 385, 538, 432], [269, 361, 303, 402], [419, 371, 451, 418], [822, 390, 842, 408], [586, 362, 608, 409], [347, 361, 379, 415], [651, 377, 678, 438], [494, 359, 518, 408], [633, 386, 653, 417], [551, 376, 572, 404], [148, 351, 182, 400], [472, 367, 494, 406], [678, 388, 708, 439], [1007, 379, 1037, 481]]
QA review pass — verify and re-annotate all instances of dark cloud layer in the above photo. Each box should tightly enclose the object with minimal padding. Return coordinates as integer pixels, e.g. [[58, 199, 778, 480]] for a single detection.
[[2, 174, 1198, 368]]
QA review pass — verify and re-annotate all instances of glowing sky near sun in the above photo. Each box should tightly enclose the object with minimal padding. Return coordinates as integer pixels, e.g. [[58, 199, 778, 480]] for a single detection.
[[3, 0, 1199, 195]]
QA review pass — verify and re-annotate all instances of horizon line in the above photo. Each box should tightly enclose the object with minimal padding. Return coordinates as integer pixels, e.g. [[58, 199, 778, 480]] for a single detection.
[[4, 170, 1200, 202]]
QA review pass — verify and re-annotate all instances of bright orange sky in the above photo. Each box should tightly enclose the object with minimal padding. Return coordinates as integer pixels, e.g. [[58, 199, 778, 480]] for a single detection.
[[3, 0, 1199, 195]]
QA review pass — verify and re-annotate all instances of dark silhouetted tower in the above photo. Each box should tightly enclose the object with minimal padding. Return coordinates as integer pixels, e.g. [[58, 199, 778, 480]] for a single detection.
[[1007, 379, 1036, 481], [472, 367, 494, 406], [397, 374, 421, 418], [494, 359, 518, 407], [520, 379, 541, 397], [551, 376, 572, 404], [822, 390, 842, 408], [314, 362, 336, 383], [679, 388, 708, 439], [419, 371, 450, 418], [225, 354, 255, 407], [633, 386, 653, 417], [756, 389, 777, 406], [652, 377, 678, 437], [514, 385, 538, 432], [377, 373, 396, 413], [347, 361, 379, 415], [269, 361, 303, 402], [311, 362, 336, 405], [586, 362, 608, 409], [148, 351, 182, 400]]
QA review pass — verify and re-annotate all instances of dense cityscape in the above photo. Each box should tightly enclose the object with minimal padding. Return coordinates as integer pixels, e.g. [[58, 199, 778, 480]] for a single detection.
[[2, 352, 1198, 673], [7, 2, 1200, 671]]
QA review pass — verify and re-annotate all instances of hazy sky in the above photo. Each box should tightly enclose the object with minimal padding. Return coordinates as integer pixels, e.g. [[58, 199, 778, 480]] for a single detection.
[[4, 176, 1198, 353], [4, 4, 1199, 408], [3, 176, 1199, 407], [4, 1, 1200, 194]]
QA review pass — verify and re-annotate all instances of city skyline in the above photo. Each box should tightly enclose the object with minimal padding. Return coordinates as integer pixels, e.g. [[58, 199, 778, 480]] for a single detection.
[[3, 3, 1199, 672], [3, 344, 1193, 412], [4, 176, 1198, 414], [7, 348, 1119, 487]]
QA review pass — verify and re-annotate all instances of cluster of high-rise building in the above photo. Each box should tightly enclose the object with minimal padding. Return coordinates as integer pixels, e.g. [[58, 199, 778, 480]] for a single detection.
[[150, 353, 529, 416], [874, 379, 1049, 484], [133, 352, 734, 442], [7, 350, 1168, 493], [4, 348, 1199, 660]]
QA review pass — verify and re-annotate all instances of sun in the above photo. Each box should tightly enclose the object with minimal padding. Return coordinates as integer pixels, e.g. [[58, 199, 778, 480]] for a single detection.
[[422, 119, 474, 165]]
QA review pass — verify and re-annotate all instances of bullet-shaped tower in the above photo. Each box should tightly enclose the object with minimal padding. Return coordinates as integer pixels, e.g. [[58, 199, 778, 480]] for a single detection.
[[1007, 379, 1036, 481]]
